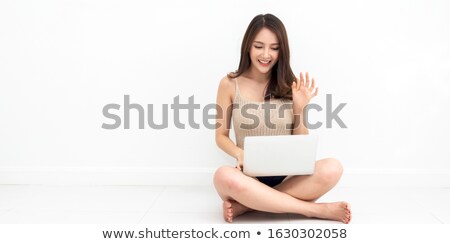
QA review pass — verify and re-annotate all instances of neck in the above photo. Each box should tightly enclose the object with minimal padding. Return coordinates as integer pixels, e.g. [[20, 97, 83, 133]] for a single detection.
[[246, 66, 271, 84]]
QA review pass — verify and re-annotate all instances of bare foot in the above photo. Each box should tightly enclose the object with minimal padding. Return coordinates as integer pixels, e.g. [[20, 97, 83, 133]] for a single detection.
[[223, 200, 250, 223], [308, 202, 352, 224]]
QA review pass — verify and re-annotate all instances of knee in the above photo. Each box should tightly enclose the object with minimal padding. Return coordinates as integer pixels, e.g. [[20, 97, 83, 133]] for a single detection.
[[213, 166, 245, 193], [315, 158, 343, 185]]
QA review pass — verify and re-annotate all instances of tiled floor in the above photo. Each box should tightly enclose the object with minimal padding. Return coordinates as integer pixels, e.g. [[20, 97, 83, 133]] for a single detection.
[[0, 185, 448, 224]]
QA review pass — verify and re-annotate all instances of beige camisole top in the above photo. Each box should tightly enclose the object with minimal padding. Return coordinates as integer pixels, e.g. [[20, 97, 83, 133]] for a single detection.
[[232, 78, 294, 149]]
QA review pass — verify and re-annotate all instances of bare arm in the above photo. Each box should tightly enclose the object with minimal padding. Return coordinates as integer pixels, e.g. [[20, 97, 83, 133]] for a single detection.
[[291, 72, 318, 135], [292, 109, 309, 135], [215, 77, 244, 167]]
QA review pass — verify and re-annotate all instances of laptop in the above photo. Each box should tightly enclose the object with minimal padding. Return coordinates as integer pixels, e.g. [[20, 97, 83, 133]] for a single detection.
[[243, 134, 318, 177]]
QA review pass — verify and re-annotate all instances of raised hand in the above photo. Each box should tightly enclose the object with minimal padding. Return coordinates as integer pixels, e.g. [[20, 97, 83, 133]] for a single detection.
[[291, 72, 318, 113]]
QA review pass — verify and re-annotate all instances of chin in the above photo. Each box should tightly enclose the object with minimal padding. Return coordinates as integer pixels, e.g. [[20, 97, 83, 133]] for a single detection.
[[251, 64, 269, 74], [256, 67, 273, 74]]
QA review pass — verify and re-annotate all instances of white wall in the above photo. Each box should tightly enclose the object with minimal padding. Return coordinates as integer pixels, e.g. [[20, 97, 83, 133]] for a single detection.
[[1, 0, 449, 185]]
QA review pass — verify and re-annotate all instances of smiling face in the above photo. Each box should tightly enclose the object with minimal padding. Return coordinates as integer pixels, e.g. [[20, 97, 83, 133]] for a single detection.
[[249, 27, 280, 75]]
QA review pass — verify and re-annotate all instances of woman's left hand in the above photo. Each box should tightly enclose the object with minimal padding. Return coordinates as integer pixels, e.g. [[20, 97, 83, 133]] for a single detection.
[[291, 72, 318, 113]]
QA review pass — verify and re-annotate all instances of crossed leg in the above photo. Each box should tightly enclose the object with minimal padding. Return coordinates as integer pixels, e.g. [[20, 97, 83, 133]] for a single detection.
[[213, 158, 352, 223]]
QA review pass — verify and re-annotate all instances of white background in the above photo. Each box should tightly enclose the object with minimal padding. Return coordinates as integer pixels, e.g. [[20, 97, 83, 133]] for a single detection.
[[0, 0, 449, 183]]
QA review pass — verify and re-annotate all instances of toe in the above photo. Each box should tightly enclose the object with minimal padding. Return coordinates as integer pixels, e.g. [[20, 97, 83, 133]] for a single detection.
[[223, 200, 232, 208], [344, 217, 350, 224], [347, 214, 352, 223]]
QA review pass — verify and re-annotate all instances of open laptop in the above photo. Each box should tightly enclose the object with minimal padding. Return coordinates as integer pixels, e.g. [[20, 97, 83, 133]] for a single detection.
[[243, 134, 318, 177]]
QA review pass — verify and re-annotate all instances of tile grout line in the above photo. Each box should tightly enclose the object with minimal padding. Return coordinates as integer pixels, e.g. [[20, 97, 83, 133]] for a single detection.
[[137, 186, 167, 224], [405, 191, 445, 224], [428, 211, 445, 224], [5, 185, 39, 214]]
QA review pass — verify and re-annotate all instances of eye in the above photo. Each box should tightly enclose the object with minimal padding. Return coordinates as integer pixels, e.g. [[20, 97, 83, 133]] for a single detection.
[[272, 47, 279, 51], [254, 45, 263, 49]]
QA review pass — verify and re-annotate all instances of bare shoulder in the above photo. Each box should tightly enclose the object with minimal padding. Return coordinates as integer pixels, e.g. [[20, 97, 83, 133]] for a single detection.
[[218, 74, 235, 90], [217, 75, 236, 101]]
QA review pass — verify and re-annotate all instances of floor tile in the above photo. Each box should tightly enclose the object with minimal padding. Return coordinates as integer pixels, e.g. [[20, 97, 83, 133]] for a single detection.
[[349, 211, 441, 224], [0, 185, 35, 211], [407, 188, 450, 223], [0, 210, 146, 224], [318, 187, 423, 215], [149, 186, 222, 214], [0, 185, 449, 224], [63, 211, 145, 224], [140, 212, 224, 224], [14, 185, 163, 212]]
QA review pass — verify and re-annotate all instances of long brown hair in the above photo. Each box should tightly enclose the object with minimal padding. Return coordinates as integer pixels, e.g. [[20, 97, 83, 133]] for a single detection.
[[228, 13, 295, 100]]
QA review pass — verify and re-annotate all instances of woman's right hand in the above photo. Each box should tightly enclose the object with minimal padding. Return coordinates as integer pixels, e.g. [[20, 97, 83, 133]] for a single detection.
[[235, 149, 244, 171]]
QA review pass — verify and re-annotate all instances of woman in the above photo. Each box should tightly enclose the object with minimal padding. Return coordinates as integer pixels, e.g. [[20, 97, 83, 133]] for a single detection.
[[213, 13, 352, 224]]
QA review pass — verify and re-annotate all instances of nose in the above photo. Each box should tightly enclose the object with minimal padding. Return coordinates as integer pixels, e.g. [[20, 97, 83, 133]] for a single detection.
[[263, 48, 270, 59]]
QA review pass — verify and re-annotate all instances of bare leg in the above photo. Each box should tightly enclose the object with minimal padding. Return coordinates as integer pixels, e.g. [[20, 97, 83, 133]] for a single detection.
[[275, 158, 344, 201], [213, 158, 351, 223], [223, 158, 348, 221], [275, 158, 351, 222]]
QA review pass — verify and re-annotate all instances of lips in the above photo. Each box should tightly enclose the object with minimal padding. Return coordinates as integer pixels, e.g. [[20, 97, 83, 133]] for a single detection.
[[258, 59, 271, 67]]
